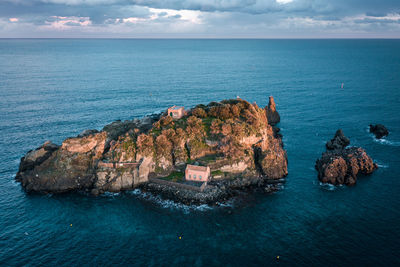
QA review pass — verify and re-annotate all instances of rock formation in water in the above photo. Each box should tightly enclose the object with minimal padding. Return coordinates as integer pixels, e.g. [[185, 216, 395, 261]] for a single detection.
[[16, 97, 287, 200], [326, 129, 350, 151], [265, 96, 280, 126], [369, 124, 389, 139], [315, 130, 377, 186]]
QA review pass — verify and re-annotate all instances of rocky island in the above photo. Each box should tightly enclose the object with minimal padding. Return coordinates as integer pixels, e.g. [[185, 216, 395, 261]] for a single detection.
[[315, 129, 377, 186], [16, 97, 288, 205]]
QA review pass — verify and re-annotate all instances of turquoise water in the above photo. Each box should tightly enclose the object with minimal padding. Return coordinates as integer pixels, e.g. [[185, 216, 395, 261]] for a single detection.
[[0, 39, 399, 266]]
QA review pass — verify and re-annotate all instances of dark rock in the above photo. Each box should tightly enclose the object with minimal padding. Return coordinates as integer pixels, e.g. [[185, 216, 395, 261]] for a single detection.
[[369, 124, 389, 139], [316, 131, 377, 186], [326, 129, 350, 150], [43, 141, 59, 151], [16, 141, 59, 179], [102, 120, 138, 141], [91, 188, 100, 196], [140, 176, 284, 205], [265, 96, 280, 125], [78, 129, 99, 138]]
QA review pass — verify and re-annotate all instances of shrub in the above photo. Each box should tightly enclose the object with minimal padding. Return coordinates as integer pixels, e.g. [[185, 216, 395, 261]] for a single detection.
[[208, 105, 232, 120], [137, 134, 154, 156], [192, 108, 207, 118], [160, 115, 173, 127], [186, 116, 205, 138], [155, 134, 172, 159], [210, 119, 223, 135]]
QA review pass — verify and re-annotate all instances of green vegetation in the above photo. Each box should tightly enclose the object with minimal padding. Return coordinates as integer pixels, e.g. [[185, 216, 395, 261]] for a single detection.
[[104, 98, 270, 174], [186, 159, 195, 164], [198, 154, 218, 163], [211, 170, 224, 176], [202, 117, 214, 135], [161, 171, 185, 182], [174, 117, 187, 129], [150, 128, 161, 136]]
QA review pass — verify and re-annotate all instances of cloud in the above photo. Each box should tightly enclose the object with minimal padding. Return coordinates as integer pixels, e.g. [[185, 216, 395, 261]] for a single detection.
[[0, 0, 399, 37], [43, 16, 91, 29]]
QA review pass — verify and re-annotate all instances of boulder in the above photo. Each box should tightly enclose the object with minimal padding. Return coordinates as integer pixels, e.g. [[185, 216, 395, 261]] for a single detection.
[[369, 124, 389, 139]]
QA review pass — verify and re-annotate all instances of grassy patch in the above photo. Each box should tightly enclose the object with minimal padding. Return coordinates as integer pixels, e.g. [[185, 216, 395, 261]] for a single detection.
[[211, 170, 224, 176], [174, 117, 187, 129], [186, 158, 195, 164], [198, 154, 218, 163], [161, 171, 185, 182], [150, 128, 161, 136], [202, 117, 214, 135]]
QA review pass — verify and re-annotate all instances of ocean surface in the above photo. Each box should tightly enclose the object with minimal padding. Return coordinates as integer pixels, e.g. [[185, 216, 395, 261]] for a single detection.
[[0, 39, 399, 266]]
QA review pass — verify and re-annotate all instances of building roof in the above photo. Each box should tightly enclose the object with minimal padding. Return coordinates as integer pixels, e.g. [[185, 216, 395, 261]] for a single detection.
[[186, 164, 209, 172], [169, 105, 184, 110]]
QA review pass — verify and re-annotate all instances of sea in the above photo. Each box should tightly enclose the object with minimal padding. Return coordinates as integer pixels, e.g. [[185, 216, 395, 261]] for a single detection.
[[0, 39, 399, 266]]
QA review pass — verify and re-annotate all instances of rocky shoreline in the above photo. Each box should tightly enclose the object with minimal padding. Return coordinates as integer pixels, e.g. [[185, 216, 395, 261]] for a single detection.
[[140, 176, 285, 205]]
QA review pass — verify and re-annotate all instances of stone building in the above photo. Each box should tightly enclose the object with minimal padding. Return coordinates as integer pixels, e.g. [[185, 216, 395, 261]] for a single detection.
[[185, 164, 210, 182], [167, 106, 185, 119]]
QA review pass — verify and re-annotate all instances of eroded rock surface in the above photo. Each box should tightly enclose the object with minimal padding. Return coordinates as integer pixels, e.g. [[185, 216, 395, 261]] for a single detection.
[[316, 130, 377, 186]]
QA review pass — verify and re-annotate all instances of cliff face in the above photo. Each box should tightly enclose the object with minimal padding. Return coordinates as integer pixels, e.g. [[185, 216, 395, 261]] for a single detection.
[[16, 97, 287, 195]]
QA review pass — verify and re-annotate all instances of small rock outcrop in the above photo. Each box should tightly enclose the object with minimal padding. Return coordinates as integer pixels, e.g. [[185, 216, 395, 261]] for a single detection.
[[265, 96, 280, 125], [316, 130, 377, 186], [369, 124, 389, 139], [326, 129, 350, 150]]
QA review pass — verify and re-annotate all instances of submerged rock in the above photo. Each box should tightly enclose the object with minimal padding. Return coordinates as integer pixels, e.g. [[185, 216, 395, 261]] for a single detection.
[[369, 124, 389, 139], [316, 130, 377, 186]]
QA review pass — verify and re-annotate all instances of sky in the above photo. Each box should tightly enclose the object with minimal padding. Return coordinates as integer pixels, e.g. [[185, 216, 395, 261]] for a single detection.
[[0, 0, 399, 38]]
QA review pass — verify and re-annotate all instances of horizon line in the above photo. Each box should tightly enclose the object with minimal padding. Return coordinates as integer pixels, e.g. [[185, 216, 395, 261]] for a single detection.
[[1, 37, 400, 40]]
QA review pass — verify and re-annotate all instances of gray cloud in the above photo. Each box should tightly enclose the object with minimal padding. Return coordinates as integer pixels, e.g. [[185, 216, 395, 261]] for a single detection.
[[0, 0, 399, 37]]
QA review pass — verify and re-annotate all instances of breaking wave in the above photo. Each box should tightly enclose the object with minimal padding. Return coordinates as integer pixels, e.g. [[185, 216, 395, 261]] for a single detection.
[[317, 181, 344, 191], [375, 160, 389, 168], [128, 189, 215, 213], [366, 127, 399, 146], [373, 138, 400, 146]]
